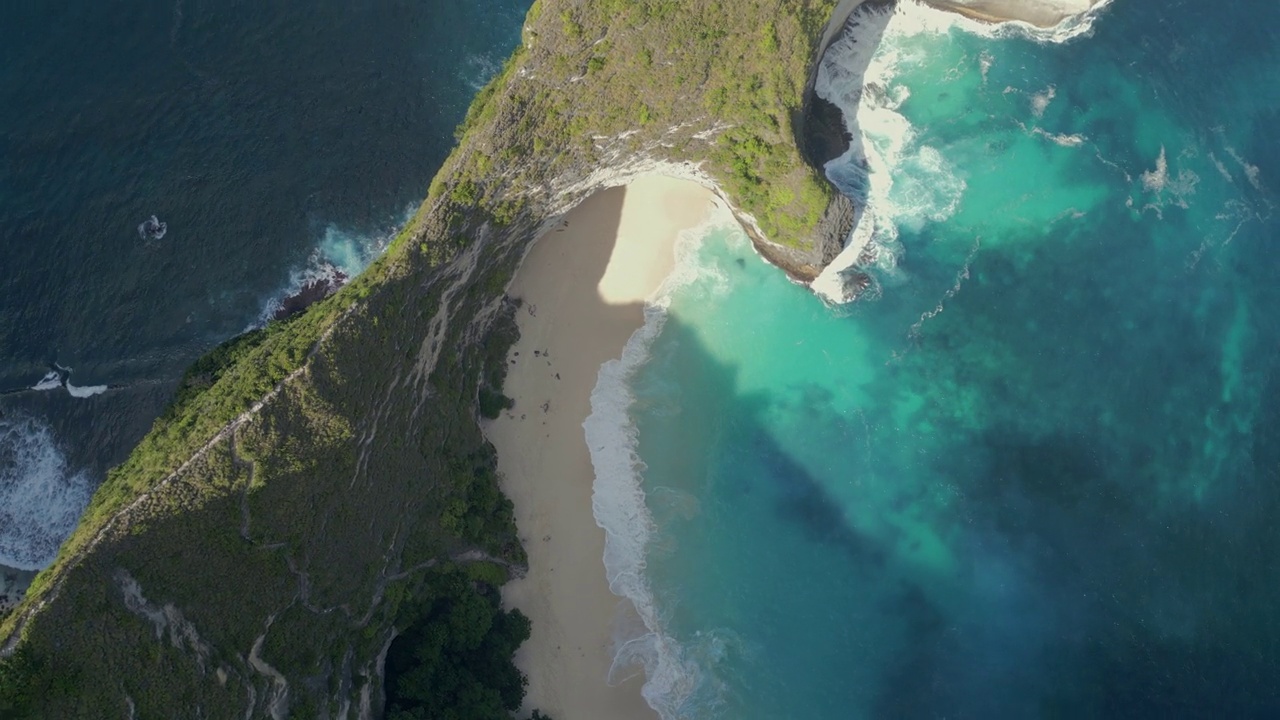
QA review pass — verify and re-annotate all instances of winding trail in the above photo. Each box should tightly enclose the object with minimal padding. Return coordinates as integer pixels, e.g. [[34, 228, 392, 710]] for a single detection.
[[0, 306, 348, 657]]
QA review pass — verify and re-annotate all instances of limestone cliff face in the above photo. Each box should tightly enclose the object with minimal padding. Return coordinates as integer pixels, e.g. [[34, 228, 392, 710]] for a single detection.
[[738, 192, 855, 281], [797, 0, 868, 172], [1, 0, 1115, 714], [0, 1, 863, 717], [927, 0, 1107, 28], [782, 0, 876, 283], [421, 0, 866, 285]]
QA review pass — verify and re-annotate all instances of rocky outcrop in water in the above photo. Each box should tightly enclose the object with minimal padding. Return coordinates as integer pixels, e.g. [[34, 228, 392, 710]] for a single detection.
[[272, 267, 348, 321], [742, 193, 855, 282], [0, 1, 889, 716]]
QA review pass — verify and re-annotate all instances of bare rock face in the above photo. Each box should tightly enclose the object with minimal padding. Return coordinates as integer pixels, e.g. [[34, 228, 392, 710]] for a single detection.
[[751, 84, 858, 281], [747, 192, 856, 283], [777, 0, 871, 284], [812, 192, 857, 267], [272, 268, 349, 321], [789, 83, 858, 282], [771, 79, 856, 282], [802, 95, 854, 169]]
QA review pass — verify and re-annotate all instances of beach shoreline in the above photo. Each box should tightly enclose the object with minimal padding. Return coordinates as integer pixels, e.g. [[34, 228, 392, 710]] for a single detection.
[[486, 175, 715, 719], [0, 565, 38, 617], [923, 0, 1106, 28]]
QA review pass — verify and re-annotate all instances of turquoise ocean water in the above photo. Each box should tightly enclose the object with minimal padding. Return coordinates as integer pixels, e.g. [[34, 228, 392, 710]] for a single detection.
[[594, 0, 1280, 716]]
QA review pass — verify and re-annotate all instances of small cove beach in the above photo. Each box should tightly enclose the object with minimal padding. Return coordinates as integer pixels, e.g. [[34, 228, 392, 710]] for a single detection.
[[485, 175, 715, 719]]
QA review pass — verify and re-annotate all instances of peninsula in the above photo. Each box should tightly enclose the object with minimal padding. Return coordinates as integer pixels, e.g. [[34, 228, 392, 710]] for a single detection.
[[0, 1, 1106, 717]]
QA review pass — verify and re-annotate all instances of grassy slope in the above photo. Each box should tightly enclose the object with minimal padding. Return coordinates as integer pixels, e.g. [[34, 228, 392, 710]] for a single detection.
[[0, 0, 842, 716], [443, 0, 841, 242]]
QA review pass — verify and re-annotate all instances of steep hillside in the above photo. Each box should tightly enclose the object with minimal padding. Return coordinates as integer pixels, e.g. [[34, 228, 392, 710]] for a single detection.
[[0, 0, 858, 716]]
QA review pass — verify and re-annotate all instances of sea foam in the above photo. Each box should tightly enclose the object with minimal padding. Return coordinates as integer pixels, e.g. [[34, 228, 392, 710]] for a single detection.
[[1137, 145, 1201, 217], [811, 2, 967, 302], [914, 0, 1118, 43], [252, 206, 412, 328], [31, 364, 107, 399], [0, 415, 94, 570], [810, 0, 1117, 303], [584, 204, 737, 720]]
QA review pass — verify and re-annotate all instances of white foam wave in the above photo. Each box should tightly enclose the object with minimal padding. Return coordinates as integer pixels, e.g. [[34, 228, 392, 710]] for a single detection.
[[253, 207, 411, 328], [917, 0, 1118, 43], [812, 2, 968, 302], [1030, 126, 1086, 147], [811, 208, 877, 303], [809, 0, 1117, 302], [979, 49, 994, 83], [30, 365, 108, 399], [584, 204, 738, 720], [31, 372, 62, 392], [1139, 145, 1200, 217], [66, 382, 107, 398], [1141, 146, 1170, 193], [1030, 84, 1056, 117], [1225, 145, 1263, 191], [1209, 152, 1234, 183], [255, 249, 350, 327], [0, 415, 94, 570]]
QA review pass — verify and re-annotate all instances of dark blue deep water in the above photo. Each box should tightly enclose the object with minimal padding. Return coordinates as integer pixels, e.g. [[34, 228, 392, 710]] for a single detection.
[[0, 0, 528, 569]]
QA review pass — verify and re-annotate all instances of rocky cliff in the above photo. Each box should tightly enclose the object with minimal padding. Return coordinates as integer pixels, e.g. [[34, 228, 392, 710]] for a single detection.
[[0, 1, 861, 717], [0, 0, 1118, 714]]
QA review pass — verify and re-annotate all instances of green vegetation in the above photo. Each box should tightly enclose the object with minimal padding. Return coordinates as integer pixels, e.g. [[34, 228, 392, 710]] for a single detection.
[[478, 387, 516, 419], [477, 297, 521, 420], [0, 646, 72, 717], [0, 276, 528, 717], [0, 0, 844, 716], [433, 0, 842, 248], [385, 569, 545, 720]]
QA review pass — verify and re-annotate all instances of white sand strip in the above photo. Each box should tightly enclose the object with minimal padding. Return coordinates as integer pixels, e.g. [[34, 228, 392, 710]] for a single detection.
[[487, 176, 714, 720], [926, 0, 1106, 28]]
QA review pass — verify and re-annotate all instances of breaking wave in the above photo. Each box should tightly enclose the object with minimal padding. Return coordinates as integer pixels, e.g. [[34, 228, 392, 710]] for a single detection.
[[584, 204, 737, 720], [811, 2, 967, 302], [252, 207, 412, 327], [810, 0, 1117, 302], [917, 0, 1118, 42], [0, 415, 94, 570], [31, 364, 107, 399]]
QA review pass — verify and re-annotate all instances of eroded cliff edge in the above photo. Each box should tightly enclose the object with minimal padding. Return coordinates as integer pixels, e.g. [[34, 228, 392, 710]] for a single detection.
[[0, 1, 862, 716], [0, 0, 1118, 715]]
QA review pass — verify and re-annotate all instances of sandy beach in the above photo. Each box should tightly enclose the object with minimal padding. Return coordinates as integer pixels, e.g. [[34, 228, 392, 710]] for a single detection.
[[925, 0, 1105, 28], [487, 175, 715, 720]]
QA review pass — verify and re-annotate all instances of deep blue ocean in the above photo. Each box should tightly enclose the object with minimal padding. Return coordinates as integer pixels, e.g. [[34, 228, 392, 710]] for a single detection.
[[590, 0, 1280, 717], [0, 0, 529, 570]]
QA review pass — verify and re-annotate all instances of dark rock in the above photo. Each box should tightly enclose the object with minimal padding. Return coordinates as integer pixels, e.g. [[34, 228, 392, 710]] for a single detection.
[[801, 94, 853, 168], [766, 0, 875, 284], [273, 267, 349, 321], [736, 193, 856, 283]]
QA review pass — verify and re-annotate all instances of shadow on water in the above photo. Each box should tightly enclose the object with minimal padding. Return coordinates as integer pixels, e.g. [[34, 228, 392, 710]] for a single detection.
[[642, 278, 1280, 717], [749, 424, 888, 570], [637, 313, 888, 572]]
